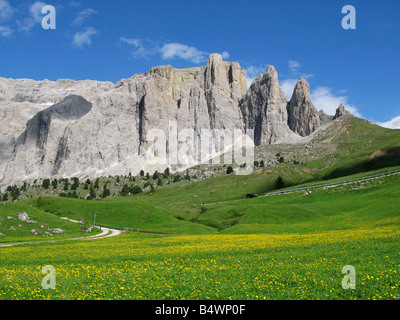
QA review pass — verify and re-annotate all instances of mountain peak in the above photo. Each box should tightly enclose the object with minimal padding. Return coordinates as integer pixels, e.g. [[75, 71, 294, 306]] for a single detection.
[[287, 77, 320, 137], [334, 103, 351, 119]]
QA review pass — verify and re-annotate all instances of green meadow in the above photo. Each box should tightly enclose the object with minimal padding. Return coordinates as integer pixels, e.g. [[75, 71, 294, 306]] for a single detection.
[[0, 117, 400, 300]]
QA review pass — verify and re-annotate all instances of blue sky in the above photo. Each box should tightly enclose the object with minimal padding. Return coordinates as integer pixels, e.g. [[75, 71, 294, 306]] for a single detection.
[[0, 0, 399, 127]]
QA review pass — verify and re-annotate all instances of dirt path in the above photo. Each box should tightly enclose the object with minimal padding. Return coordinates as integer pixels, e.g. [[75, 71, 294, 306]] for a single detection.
[[0, 221, 121, 248]]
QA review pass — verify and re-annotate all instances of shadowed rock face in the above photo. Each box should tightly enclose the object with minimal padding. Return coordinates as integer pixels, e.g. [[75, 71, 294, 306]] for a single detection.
[[23, 95, 92, 149]]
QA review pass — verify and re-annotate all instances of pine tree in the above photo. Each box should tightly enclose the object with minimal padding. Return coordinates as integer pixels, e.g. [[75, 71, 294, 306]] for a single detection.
[[275, 176, 285, 189], [42, 179, 50, 189], [163, 167, 170, 178], [89, 185, 96, 199], [152, 171, 160, 180], [102, 188, 110, 198], [94, 178, 99, 189]]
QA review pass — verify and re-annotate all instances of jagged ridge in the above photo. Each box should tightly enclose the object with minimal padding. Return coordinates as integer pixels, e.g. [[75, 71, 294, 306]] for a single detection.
[[0, 54, 350, 186]]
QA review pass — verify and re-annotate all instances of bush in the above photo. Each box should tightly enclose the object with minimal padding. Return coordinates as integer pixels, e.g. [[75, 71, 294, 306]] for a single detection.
[[130, 186, 142, 195], [120, 184, 130, 196]]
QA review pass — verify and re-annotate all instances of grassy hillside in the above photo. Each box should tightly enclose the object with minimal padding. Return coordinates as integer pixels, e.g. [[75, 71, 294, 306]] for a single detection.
[[0, 202, 102, 243], [1, 116, 399, 240], [1, 116, 400, 300], [12, 166, 398, 236], [20, 196, 215, 235], [312, 117, 400, 179]]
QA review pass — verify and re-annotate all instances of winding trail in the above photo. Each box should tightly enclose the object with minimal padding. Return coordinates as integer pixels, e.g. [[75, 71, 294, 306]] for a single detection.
[[0, 219, 121, 248]]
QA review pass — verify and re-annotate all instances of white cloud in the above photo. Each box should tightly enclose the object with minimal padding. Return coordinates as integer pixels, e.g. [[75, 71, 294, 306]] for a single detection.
[[0, 0, 13, 21], [71, 8, 97, 27], [376, 115, 400, 129], [120, 39, 228, 65], [288, 60, 301, 73], [0, 24, 12, 37], [159, 43, 208, 64], [17, 1, 46, 32], [311, 86, 361, 117], [120, 37, 154, 59], [221, 51, 230, 59], [72, 27, 97, 48], [120, 37, 141, 47], [30, 1, 46, 22], [280, 78, 297, 100], [244, 65, 267, 87]]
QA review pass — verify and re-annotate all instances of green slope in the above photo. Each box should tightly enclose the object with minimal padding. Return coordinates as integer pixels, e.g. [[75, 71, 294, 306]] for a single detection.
[[21, 196, 215, 235], [207, 171, 400, 234], [0, 202, 102, 243], [2, 116, 399, 237], [312, 117, 400, 179]]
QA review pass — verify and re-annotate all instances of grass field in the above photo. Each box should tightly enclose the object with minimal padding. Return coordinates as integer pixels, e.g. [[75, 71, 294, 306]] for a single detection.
[[0, 228, 399, 300], [0, 169, 399, 300], [1, 117, 399, 300]]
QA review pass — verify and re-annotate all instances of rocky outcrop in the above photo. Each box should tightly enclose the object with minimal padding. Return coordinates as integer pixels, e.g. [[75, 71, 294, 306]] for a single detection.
[[319, 110, 334, 125], [333, 103, 351, 119], [287, 78, 321, 137], [240, 65, 298, 145]]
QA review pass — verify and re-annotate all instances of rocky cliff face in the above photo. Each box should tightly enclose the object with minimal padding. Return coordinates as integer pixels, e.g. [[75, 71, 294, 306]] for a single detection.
[[0, 54, 249, 184], [0, 54, 349, 186], [240, 65, 299, 145], [287, 78, 321, 137]]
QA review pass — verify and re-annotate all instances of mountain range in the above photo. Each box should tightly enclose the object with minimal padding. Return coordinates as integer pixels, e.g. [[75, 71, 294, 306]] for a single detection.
[[0, 53, 351, 186]]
